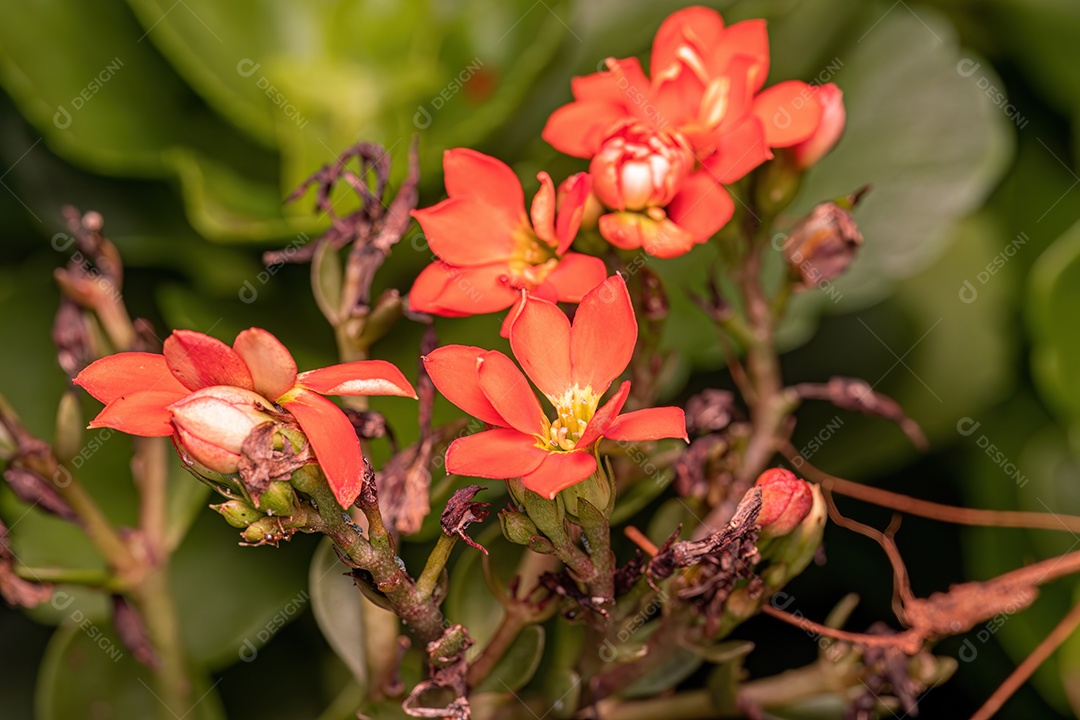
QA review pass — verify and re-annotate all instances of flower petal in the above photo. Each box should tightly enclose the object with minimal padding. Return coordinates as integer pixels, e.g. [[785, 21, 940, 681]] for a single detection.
[[667, 171, 735, 242], [542, 100, 629, 158], [408, 262, 467, 317], [424, 346, 508, 427], [521, 451, 598, 500], [280, 390, 365, 507], [577, 381, 631, 448], [445, 428, 548, 479], [443, 148, 525, 226], [541, 253, 608, 304], [412, 198, 517, 265], [509, 293, 572, 402], [409, 262, 520, 316], [232, 328, 298, 400], [88, 391, 189, 437], [476, 351, 544, 436], [751, 80, 823, 147], [604, 406, 688, 442], [570, 275, 636, 395], [163, 330, 254, 392], [173, 427, 242, 474], [651, 6, 726, 81], [74, 352, 189, 404], [298, 360, 416, 398], [705, 19, 770, 93], [571, 57, 648, 105], [530, 172, 558, 247], [704, 116, 771, 184], [554, 172, 592, 254]]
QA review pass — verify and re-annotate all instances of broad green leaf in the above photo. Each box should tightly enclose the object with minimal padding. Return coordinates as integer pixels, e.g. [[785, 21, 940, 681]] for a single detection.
[[1029, 218, 1080, 423], [474, 624, 546, 694], [36, 623, 225, 720], [310, 537, 368, 689]]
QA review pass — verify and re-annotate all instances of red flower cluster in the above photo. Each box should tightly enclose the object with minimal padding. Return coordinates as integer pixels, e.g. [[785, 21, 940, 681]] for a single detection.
[[543, 6, 843, 258], [424, 276, 687, 499], [75, 328, 416, 507]]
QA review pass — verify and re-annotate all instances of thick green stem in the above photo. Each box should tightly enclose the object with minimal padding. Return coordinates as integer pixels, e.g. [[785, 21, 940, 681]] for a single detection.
[[130, 566, 191, 719], [415, 533, 456, 601], [53, 476, 140, 583], [132, 437, 169, 559]]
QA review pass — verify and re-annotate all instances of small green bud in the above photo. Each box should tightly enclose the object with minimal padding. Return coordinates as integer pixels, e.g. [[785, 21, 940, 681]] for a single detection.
[[559, 455, 613, 520], [214, 501, 264, 529], [290, 464, 324, 496], [527, 535, 556, 555], [54, 390, 84, 464], [523, 489, 565, 536], [241, 516, 287, 543], [499, 509, 540, 546], [257, 480, 299, 517]]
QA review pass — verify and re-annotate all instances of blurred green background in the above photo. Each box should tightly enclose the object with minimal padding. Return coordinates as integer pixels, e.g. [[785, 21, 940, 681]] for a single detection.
[[2, 0, 1080, 717]]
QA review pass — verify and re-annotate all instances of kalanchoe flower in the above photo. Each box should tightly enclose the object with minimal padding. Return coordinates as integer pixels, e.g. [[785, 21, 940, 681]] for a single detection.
[[543, 6, 824, 258], [754, 468, 814, 538], [73, 327, 416, 507], [409, 149, 607, 329], [790, 84, 846, 170], [424, 275, 687, 499]]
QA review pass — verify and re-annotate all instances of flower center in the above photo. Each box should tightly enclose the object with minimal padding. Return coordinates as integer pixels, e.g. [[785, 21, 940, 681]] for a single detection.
[[537, 387, 602, 452], [506, 221, 559, 290]]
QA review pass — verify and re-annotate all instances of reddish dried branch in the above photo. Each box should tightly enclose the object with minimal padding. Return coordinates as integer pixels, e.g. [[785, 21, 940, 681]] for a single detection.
[[761, 604, 922, 654]]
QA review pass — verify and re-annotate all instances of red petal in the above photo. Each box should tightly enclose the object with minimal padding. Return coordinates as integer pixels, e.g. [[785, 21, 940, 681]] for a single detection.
[[232, 328, 298, 400], [577, 381, 631, 448], [477, 351, 544, 436], [423, 346, 508, 427], [408, 262, 466, 317], [652, 67, 706, 132], [667, 171, 735, 243], [299, 360, 416, 398], [605, 406, 688, 442], [542, 101, 628, 158], [530, 171, 558, 246], [445, 428, 548, 479], [74, 352, 188, 405], [571, 58, 648, 104], [570, 275, 636, 395], [281, 390, 365, 508], [706, 20, 770, 93], [704, 117, 771, 184], [163, 330, 254, 392], [88, 391, 189, 437], [521, 451, 598, 499], [174, 427, 242, 474], [541, 253, 608, 303], [443, 149, 525, 223], [554, 172, 592, 254], [651, 6, 726, 81], [412, 198, 517, 265], [752, 81, 823, 148], [509, 293, 572, 402]]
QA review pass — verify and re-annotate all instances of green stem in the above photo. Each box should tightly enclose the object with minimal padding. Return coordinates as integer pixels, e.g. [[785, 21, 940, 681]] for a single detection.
[[15, 566, 116, 588], [130, 566, 191, 719], [52, 476, 140, 584], [132, 437, 169, 559], [415, 533, 456, 601]]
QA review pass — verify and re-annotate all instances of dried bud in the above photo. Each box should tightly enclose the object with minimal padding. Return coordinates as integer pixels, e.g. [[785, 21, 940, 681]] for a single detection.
[[499, 509, 540, 546], [684, 389, 736, 435], [112, 595, 157, 669], [754, 468, 814, 538], [3, 466, 77, 521], [778, 202, 863, 289], [441, 485, 491, 554], [791, 84, 845, 170], [168, 386, 277, 474], [639, 266, 669, 322], [213, 500, 265, 529]]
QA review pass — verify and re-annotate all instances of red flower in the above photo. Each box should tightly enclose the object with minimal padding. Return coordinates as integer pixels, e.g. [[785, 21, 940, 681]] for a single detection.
[[423, 275, 687, 499], [542, 6, 824, 257], [409, 149, 607, 328], [74, 328, 416, 507]]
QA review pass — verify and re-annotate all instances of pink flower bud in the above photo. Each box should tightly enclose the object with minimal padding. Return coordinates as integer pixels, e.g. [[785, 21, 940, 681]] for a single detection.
[[754, 468, 814, 538], [791, 84, 845, 170], [589, 124, 694, 211], [169, 386, 276, 473]]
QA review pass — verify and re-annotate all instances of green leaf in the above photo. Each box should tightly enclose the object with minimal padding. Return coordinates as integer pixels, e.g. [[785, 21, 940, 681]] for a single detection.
[[309, 537, 368, 690], [36, 623, 225, 720], [474, 625, 546, 694], [619, 645, 702, 699]]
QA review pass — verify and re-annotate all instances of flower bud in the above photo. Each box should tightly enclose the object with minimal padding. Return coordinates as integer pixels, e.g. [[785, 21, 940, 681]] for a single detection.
[[53, 390, 84, 465], [559, 457, 613, 522], [598, 210, 696, 259], [778, 202, 862, 289], [213, 500, 264, 529], [499, 508, 540, 545], [523, 488, 566, 537], [289, 464, 324, 496], [257, 480, 300, 517], [168, 386, 276, 474], [791, 84, 845, 170], [754, 468, 814, 538], [589, 124, 693, 211]]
